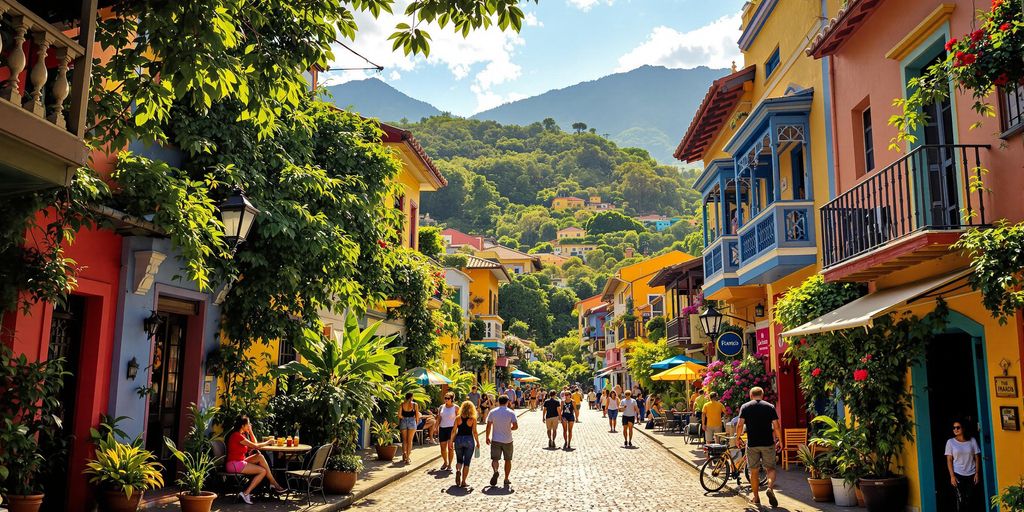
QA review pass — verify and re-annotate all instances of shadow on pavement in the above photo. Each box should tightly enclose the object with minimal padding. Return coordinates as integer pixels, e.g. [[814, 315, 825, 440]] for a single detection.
[[481, 486, 515, 496], [444, 485, 474, 496]]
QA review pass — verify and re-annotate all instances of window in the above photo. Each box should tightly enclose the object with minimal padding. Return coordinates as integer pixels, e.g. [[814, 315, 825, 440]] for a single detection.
[[408, 201, 418, 249], [647, 294, 663, 316], [862, 108, 875, 171], [765, 47, 781, 79], [452, 286, 463, 307], [1000, 83, 1024, 134]]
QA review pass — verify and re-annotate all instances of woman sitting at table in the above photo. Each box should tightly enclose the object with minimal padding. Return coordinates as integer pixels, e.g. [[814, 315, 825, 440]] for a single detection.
[[225, 415, 287, 504]]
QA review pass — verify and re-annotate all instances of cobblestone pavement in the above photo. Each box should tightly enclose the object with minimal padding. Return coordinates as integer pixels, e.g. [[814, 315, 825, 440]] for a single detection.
[[349, 407, 755, 511]]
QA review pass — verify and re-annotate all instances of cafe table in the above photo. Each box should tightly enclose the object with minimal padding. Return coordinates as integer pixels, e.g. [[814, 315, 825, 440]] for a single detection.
[[262, 443, 313, 488]]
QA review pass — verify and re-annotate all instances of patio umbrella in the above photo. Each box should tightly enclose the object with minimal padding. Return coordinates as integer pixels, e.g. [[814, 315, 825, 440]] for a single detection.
[[519, 376, 540, 382], [650, 354, 705, 370], [407, 367, 452, 386], [510, 369, 533, 380], [651, 361, 706, 381]]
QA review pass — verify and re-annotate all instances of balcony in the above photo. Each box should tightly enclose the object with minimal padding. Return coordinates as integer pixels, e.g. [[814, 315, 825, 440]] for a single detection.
[[735, 200, 817, 285], [702, 235, 740, 296], [615, 319, 645, 344], [0, 0, 94, 196], [821, 144, 989, 282], [472, 314, 503, 342]]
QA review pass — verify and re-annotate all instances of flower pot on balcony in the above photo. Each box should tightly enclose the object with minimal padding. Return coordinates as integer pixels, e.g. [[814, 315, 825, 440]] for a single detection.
[[6, 494, 45, 512], [807, 477, 834, 502], [178, 491, 217, 512]]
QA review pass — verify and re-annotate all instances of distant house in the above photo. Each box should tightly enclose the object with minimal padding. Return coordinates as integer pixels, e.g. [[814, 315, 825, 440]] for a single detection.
[[442, 228, 485, 252], [553, 241, 598, 259], [636, 214, 674, 232], [552, 196, 586, 210], [556, 226, 587, 240], [476, 243, 543, 275], [534, 252, 571, 268], [584, 195, 616, 211]]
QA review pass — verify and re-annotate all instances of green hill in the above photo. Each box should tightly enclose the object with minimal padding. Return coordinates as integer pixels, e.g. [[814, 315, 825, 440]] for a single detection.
[[325, 78, 443, 122]]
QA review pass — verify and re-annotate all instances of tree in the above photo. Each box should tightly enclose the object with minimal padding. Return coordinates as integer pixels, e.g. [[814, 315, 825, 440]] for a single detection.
[[542, 118, 559, 131], [571, 122, 588, 134], [528, 242, 554, 254], [507, 320, 531, 338], [498, 276, 552, 342], [625, 339, 672, 390], [586, 211, 644, 234], [417, 226, 445, 260]]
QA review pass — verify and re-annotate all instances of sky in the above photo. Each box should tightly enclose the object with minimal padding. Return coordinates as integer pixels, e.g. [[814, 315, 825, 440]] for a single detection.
[[325, 0, 747, 116]]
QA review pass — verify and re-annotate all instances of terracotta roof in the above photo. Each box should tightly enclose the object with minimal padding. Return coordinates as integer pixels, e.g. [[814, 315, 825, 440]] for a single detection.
[[674, 65, 756, 163], [378, 122, 447, 188], [559, 226, 585, 232], [806, 0, 885, 59]]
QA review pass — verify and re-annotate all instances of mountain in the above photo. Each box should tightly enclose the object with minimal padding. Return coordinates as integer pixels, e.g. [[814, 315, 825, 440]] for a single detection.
[[325, 78, 443, 122], [472, 65, 728, 163]]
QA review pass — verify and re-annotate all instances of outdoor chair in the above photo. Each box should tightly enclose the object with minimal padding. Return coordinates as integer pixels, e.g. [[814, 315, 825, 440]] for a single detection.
[[782, 428, 808, 470], [210, 440, 251, 500], [285, 443, 333, 506], [650, 410, 667, 431]]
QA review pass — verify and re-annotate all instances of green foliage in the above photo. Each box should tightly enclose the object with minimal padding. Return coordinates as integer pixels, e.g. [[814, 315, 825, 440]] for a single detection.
[[371, 420, 399, 447], [459, 342, 494, 373], [326, 453, 364, 473], [0, 345, 68, 495], [498, 275, 553, 342], [507, 320, 530, 338], [441, 253, 469, 268], [564, 363, 593, 387], [796, 444, 833, 480], [84, 434, 164, 498], [954, 221, 1024, 322], [992, 478, 1024, 512], [417, 226, 445, 260], [645, 316, 666, 342], [810, 415, 867, 484], [774, 275, 864, 331], [519, 360, 568, 390], [625, 339, 672, 390], [437, 364, 476, 399], [586, 210, 644, 234], [163, 435, 220, 496], [387, 248, 447, 367]]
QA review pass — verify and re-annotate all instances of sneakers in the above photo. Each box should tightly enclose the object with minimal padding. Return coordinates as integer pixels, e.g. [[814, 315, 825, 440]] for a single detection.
[[490, 470, 499, 486], [503, 479, 511, 487], [238, 492, 253, 505], [766, 488, 778, 508]]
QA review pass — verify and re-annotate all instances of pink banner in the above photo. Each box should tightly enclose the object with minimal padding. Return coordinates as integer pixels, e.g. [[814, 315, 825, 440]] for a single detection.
[[756, 326, 771, 357]]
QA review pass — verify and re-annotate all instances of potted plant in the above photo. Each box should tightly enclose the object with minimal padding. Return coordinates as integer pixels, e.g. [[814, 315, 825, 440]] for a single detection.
[[810, 415, 864, 507], [371, 420, 399, 461], [0, 345, 67, 512], [992, 479, 1024, 512], [324, 454, 363, 494], [84, 434, 164, 512], [163, 438, 219, 512], [796, 444, 834, 502]]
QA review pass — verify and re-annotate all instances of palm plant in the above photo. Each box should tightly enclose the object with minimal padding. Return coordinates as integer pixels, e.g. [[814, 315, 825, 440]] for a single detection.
[[84, 434, 164, 498], [437, 364, 475, 398], [370, 420, 399, 447], [162, 404, 220, 496]]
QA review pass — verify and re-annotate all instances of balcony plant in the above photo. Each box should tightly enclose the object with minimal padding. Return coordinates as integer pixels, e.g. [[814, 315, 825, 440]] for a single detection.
[[84, 434, 164, 512], [796, 444, 834, 503], [810, 415, 866, 507], [0, 345, 67, 512], [370, 420, 399, 461]]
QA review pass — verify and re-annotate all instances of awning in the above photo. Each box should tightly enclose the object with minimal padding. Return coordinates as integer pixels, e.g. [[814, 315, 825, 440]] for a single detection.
[[651, 354, 705, 370], [781, 270, 971, 338], [594, 363, 622, 378]]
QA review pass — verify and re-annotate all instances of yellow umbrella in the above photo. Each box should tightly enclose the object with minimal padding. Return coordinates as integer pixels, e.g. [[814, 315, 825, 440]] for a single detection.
[[519, 376, 540, 382], [651, 361, 706, 381]]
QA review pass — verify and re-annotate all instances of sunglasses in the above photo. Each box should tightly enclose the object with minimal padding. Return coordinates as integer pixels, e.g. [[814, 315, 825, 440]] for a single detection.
[[953, 426, 962, 431]]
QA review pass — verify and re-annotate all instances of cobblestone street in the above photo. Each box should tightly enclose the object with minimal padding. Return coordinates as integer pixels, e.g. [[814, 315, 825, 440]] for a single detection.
[[350, 407, 754, 511]]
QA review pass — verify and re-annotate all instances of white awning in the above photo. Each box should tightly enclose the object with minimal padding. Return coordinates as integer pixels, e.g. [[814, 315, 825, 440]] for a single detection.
[[780, 270, 972, 338]]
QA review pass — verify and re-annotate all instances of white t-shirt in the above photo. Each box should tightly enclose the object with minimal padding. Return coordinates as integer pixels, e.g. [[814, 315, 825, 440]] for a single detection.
[[439, 404, 458, 428], [588, 391, 597, 401], [486, 406, 518, 444], [620, 398, 639, 417], [944, 438, 981, 476], [607, 397, 620, 411]]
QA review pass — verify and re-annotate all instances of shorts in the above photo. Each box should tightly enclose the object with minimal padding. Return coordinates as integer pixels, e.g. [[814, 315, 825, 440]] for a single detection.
[[704, 425, 723, 444], [226, 460, 247, 473], [439, 426, 454, 442], [545, 417, 560, 430], [490, 441, 514, 461], [454, 435, 475, 466], [746, 446, 777, 470], [399, 417, 417, 430], [562, 414, 575, 423], [608, 410, 618, 421], [621, 415, 635, 425]]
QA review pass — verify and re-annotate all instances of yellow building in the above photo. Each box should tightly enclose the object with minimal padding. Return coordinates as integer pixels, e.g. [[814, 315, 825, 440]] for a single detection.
[[556, 226, 586, 240], [476, 243, 542, 275], [533, 252, 571, 268], [463, 255, 511, 385], [553, 242, 598, 259], [551, 196, 585, 210]]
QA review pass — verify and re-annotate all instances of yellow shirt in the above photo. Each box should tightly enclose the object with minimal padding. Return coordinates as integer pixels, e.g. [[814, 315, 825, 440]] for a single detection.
[[702, 400, 725, 428], [572, 391, 582, 405]]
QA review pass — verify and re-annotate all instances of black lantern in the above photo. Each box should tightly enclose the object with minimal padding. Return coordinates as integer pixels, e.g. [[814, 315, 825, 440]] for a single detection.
[[143, 310, 162, 339], [219, 188, 260, 247], [699, 304, 724, 339], [127, 357, 140, 380], [754, 303, 765, 317]]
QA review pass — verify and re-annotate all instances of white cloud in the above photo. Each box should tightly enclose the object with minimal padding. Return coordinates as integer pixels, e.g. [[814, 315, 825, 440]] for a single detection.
[[388, 70, 402, 81], [616, 13, 742, 72], [523, 12, 542, 27], [566, 0, 611, 12]]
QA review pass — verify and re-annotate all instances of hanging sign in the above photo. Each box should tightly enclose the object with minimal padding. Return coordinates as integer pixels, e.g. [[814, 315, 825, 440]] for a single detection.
[[756, 325, 770, 357], [716, 331, 743, 357]]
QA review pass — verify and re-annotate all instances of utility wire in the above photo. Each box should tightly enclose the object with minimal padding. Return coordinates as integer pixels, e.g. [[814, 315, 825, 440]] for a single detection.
[[331, 38, 384, 72]]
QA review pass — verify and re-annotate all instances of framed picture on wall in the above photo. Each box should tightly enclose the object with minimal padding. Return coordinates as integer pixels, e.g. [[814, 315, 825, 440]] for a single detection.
[[999, 406, 1020, 431], [994, 376, 1018, 398]]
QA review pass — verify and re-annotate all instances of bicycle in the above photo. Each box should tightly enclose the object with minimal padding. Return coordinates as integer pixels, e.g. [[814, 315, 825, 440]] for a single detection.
[[699, 443, 769, 493]]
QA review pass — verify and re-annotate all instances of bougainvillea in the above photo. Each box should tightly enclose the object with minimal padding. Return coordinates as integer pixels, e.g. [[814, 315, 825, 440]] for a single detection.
[[701, 355, 776, 417]]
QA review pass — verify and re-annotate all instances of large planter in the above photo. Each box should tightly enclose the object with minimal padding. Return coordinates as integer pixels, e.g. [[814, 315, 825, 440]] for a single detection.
[[98, 489, 143, 512], [859, 476, 907, 512], [178, 491, 217, 512], [324, 470, 358, 494], [808, 478, 834, 502], [832, 477, 858, 507], [5, 494, 45, 512], [375, 444, 398, 461]]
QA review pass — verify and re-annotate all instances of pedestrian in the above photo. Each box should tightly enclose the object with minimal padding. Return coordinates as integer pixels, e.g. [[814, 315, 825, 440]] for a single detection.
[[224, 416, 288, 504], [452, 400, 481, 488], [468, 385, 481, 409], [485, 395, 519, 487], [693, 387, 709, 424], [542, 388, 561, 449], [644, 393, 655, 421], [505, 386, 517, 409], [529, 386, 539, 411], [601, 389, 609, 418], [588, 388, 597, 410], [945, 418, 982, 511], [398, 392, 420, 463], [438, 392, 458, 471], [735, 386, 782, 509], [635, 388, 645, 422], [619, 390, 640, 447], [515, 386, 523, 408], [479, 393, 493, 422], [571, 387, 583, 422], [702, 391, 725, 445], [561, 390, 577, 449], [606, 390, 620, 433]]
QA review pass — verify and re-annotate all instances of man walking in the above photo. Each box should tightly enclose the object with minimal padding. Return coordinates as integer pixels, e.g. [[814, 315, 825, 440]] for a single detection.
[[542, 389, 561, 449], [485, 395, 518, 487], [702, 391, 725, 445], [619, 390, 640, 447], [505, 386, 517, 409], [468, 385, 481, 409], [735, 387, 782, 509]]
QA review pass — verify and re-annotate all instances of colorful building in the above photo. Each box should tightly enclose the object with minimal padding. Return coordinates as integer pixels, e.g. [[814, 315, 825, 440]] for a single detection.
[[551, 196, 585, 210], [635, 214, 674, 232], [463, 255, 511, 385], [441, 227, 485, 252], [552, 241, 598, 259], [556, 226, 587, 240], [584, 195, 616, 211], [476, 243, 542, 275], [576, 294, 610, 391], [533, 252, 571, 268], [779, 1, 1024, 509], [439, 267, 473, 368], [648, 258, 710, 357]]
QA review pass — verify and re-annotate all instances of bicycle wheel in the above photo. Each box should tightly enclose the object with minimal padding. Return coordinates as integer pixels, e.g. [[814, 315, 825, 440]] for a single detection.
[[700, 455, 730, 493], [744, 463, 769, 487]]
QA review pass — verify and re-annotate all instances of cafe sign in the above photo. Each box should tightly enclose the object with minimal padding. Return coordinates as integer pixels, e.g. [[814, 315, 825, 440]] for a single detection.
[[716, 331, 743, 358], [995, 376, 1018, 398]]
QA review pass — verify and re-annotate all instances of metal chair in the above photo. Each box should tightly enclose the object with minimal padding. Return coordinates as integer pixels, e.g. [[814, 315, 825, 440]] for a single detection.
[[285, 443, 333, 506], [210, 440, 251, 500], [782, 428, 808, 470]]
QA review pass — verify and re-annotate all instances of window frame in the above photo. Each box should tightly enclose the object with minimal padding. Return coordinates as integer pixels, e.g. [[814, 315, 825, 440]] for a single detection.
[[764, 47, 781, 79], [999, 83, 1024, 137], [862, 107, 875, 172]]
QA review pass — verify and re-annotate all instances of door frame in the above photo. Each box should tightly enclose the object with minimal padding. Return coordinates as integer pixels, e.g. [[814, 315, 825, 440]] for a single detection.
[[910, 309, 997, 512]]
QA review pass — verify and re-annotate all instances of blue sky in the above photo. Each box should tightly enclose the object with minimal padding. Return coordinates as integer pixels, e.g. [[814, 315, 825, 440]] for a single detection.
[[326, 0, 746, 116]]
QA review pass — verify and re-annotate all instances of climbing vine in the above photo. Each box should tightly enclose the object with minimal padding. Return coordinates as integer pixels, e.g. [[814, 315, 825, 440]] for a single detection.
[[954, 219, 1024, 322]]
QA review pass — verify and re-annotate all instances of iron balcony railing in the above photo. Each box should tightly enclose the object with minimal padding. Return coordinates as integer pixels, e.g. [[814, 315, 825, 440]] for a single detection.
[[821, 144, 990, 268], [665, 316, 691, 346]]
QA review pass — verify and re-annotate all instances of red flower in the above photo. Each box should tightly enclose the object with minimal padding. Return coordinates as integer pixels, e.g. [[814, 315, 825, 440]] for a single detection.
[[853, 369, 869, 381], [799, 337, 808, 346], [995, 73, 1010, 86], [961, 53, 977, 65], [811, 368, 822, 377], [377, 240, 388, 249], [1000, 22, 1011, 31], [971, 29, 984, 42], [860, 354, 873, 363], [993, 0, 1003, 9], [945, 37, 958, 51]]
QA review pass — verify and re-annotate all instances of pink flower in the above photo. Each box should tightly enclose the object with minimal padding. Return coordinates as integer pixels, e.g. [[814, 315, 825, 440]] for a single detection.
[[811, 368, 822, 377], [853, 369, 869, 381]]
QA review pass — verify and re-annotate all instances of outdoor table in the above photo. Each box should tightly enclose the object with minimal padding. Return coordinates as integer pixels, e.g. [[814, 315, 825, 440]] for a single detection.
[[261, 443, 313, 490]]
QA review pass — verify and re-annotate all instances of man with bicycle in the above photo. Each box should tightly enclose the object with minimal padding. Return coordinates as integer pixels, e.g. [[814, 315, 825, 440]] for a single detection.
[[735, 387, 782, 509]]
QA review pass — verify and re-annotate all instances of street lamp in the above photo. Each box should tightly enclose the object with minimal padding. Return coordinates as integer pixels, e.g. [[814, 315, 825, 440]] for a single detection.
[[699, 304, 724, 339], [219, 188, 260, 247]]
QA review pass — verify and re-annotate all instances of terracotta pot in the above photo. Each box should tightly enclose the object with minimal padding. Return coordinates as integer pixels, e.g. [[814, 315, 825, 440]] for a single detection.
[[855, 485, 866, 507], [832, 477, 858, 507], [807, 477, 834, 502], [99, 489, 143, 512], [375, 444, 398, 461], [859, 476, 907, 512], [324, 470, 358, 494], [6, 494, 44, 512], [178, 491, 217, 512]]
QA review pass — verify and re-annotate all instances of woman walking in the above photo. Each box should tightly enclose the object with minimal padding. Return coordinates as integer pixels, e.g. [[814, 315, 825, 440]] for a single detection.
[[479, 393, 493, 422], [601, 389, 609, 418], [398, 393, 420, 464], [945, 419, 982, 511], [606, 390, 619, 433], [452, 400, 480, 487], [561, 390, 576, 449], [619, 390, 640, 447], [438, 392, 458, 471]]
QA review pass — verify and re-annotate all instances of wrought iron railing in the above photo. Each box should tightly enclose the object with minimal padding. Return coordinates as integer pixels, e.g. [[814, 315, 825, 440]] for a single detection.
[[821, 144, 989, 268], [665, 316, 691, 345], [703, 236, 739, 279]]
